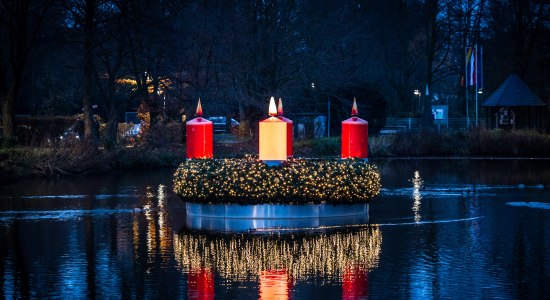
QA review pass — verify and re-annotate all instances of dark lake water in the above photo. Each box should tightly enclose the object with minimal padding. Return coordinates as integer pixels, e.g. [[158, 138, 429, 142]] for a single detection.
[[1, 159, 549, 299]]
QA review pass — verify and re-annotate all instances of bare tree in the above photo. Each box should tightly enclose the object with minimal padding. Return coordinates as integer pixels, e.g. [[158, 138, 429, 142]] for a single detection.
[[488, 0, 549, 83], [62, 0, 102, 142], [0, 0, 52, 138]]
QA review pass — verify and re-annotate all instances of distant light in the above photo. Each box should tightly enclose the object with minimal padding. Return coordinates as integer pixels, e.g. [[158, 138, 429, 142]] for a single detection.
[[478, 89, 483, 94], [413, 89, 421, 96], [311, 82, 315, 89]]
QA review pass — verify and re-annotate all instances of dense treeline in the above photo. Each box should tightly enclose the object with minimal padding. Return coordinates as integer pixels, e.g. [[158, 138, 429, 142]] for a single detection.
[[1, 0, 548, 145]]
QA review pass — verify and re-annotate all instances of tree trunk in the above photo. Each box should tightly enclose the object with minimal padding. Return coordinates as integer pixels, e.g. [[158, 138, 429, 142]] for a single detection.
[[1, 96, 14, 138], [82, 0, 97, 144], [82, 90, 95, 141], [106, 83, 119, 147], [1, 78, 23, 138], [0, 1, 31, 139], [105, 110, 118, 147]]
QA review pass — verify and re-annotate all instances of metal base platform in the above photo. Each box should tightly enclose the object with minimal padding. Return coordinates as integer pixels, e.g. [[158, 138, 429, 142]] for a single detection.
[[185, 202, 369, 232]]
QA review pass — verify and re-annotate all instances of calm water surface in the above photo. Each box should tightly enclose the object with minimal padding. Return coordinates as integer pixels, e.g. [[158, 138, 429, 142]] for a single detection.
[[1, 159, 549, 299]]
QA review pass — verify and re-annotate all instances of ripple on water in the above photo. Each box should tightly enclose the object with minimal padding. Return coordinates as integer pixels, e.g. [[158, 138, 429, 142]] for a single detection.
[[0, 209, 138, 221], [506, 202, 550, 210], [381, 183, 543, 198], [5, 194, 140, 200]]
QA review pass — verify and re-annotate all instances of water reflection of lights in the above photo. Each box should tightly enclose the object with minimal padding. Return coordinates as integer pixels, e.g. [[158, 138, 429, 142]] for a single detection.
[[173, 227, 382, 283], [157, 184, 166, 209], [131, 184, 174, 265], [188, 268, 215, 300], [145, 187, 157, 262], [411, 171, 423, 223], [157, 184, 172, 264], [342, 266, 369, 299]]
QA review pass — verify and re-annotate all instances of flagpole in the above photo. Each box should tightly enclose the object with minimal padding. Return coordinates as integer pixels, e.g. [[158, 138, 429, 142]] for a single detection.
[[480, 45, 483, 91], [480, 45, 484, 126], [475, 45, 478, 127]]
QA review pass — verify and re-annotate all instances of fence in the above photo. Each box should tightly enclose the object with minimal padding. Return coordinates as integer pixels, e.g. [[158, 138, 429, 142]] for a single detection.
[[381, 118, 487, 134]]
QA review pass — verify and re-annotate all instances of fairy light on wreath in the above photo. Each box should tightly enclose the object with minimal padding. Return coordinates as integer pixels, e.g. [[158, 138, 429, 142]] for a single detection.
[[173, 156, 381, 204]]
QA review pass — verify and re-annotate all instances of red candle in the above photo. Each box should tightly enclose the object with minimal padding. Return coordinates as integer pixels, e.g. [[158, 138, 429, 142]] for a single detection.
[[186, 99, 213, 159], [277, 98, 293, 158], [342, 266, 368, 299], [188, 267, 215, 300], [341, 98, 368, 160]]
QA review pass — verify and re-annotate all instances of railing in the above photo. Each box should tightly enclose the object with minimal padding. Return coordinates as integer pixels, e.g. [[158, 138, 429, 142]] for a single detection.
[[382, 118, 487, 134]]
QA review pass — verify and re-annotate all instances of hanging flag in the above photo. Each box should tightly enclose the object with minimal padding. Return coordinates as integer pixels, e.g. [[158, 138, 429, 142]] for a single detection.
[[477, 45, 483, 89], [465, 47, 476, 86]]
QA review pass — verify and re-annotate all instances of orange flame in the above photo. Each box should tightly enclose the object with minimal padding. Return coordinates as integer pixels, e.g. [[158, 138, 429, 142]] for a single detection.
[[351, 98, 358, 116], [196, 99, 203, 117], [277, 98, 284, 115], [268, 97, 277, 116]]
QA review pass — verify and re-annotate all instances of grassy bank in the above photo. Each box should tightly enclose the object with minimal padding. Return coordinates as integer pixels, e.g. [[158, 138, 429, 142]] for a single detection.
[[0, 142, 185, 181], [370, 129, 550, 157], [1, 129, 549, 180], [295, 129, 550, 157]]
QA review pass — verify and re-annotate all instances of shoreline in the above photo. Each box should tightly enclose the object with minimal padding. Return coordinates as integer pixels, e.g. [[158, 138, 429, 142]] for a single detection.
[[370, 156, 550, 160], [3, 153, 550, 182], [3, 128, 550, 181]]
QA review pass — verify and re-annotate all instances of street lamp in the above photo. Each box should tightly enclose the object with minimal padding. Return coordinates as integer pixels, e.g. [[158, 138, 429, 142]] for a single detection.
[[311, 82, 331, 137], [413, 89, 422, 113]]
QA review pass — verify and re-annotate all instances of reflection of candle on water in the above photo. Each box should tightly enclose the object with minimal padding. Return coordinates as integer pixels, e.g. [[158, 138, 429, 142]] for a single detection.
[[188, 267, 214, 300], [342, 266, 368, 300], [259, 269, 290, 300], [186, 99, 213, 159], [259, 97, 287, 165], [341, 98, 369, 160]]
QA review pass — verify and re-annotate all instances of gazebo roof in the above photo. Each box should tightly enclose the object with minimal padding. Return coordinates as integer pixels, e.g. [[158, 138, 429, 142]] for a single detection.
[[482, 74, 545, 107]]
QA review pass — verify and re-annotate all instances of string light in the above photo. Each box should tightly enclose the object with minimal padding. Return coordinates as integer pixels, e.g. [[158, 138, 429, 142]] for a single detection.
[[173, 226, 382, 283], [173, 155, 381, 204]]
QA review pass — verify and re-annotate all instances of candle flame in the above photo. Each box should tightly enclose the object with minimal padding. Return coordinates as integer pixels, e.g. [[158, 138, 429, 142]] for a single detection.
[[351, 98, 358, 116], [196, 99, 203, 117], [277, 98, 284, 115], [268, 97, 277, 116]]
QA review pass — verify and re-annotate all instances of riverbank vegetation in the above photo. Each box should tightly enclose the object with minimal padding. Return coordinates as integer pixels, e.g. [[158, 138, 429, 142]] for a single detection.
[[371, 129, 550, 157], [0, 141, 184, 181], [294, 129, 550, 158], [1, 129, 550, 181]]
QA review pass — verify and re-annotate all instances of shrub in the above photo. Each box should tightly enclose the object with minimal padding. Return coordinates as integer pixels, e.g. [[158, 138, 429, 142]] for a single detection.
[[294, 137, 340, 157], [369, 129, 550, 157]]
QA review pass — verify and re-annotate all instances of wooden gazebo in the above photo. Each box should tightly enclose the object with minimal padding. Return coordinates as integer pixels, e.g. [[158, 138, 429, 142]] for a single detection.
[[482, 74, 546, 131]]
